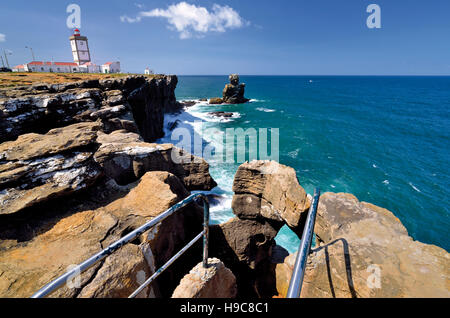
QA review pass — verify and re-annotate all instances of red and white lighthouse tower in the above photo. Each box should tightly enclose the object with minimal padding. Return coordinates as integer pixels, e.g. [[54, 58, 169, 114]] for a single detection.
[[69, 29, 91, 65]]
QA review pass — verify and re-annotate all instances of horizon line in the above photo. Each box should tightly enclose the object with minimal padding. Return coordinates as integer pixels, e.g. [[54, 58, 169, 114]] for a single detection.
[[148, 74, 450, 77]]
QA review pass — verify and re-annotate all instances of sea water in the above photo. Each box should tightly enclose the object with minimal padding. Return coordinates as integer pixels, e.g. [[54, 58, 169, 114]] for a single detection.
[[158, 76, 450, 253]]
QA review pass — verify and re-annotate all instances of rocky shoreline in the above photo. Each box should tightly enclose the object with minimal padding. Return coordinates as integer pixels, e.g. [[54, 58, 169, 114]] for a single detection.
[[0, 75, 448, 298], [275, 192, 449, 297]]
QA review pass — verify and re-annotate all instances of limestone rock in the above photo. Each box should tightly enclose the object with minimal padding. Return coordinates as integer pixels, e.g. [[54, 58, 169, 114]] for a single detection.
[[0, 171, 203, 298], [211, 218, 279, 269], [208, 111, 234, 118], [179, 100, 196, 107], [274, 252, 297, 298], [208, 97, 223, 105], [77, 244, 151, 298], [96, 130, 143, 144], [222, 74, 249, 104], [209, 217, 279, 297], [0, 75, 178, 143], [0, 122, 101, 161], [0, 88, 103, 141], [94, 134, 217, 191], [90, 105, 128, 120], [276, 193, 450, 298], [0, 122, 103, 216], [232, 160, 310, 235], [103, 90, 125, 106], [172, 258, 237, 298], [127, 76, 178, 141], [206, 160, 311, 297], [0, 207, 118, 298], [99, 75, 148, 94]]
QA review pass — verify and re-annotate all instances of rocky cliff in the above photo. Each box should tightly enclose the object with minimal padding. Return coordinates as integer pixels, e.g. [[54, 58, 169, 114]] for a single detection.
[[172, 258, 237, 298], [222, 74, 249, 104], [1, 75, 447, 298], [209, 161, 311, 297], [211, 160, 449, 298], [275, 192, 449, 298], [0, 75, 216, 298], [207, 74, 250, 105], [0, 75, 178, 143]]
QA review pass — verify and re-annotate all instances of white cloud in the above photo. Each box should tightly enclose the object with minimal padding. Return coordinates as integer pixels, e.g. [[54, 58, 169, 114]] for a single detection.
[[120, 15, 142, 23], [121, 2, 247, 39], [0, 33, 5, 42]]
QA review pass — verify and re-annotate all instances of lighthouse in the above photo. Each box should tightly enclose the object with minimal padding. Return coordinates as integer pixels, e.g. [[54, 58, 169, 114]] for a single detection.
[[69, 29, 91, 65], [12, 28, 120, 74]]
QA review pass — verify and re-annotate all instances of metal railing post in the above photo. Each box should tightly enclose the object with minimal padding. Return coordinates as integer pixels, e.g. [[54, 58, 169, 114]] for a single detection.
[[202, 197, 210, 268], [286, 188, 321, 298], [31, 193, 210, 298]]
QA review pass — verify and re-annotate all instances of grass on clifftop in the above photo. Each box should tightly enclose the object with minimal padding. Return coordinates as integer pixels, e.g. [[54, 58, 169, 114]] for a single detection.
[[0, 72, 164, 88]]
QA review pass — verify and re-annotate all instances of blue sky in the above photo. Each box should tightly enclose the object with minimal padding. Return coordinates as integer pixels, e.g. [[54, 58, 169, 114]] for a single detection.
[[0, 0, 449, 75]]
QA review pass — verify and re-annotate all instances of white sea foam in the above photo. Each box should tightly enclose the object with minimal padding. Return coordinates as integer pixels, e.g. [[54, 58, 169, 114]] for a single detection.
[[256, 107, 276, 113], [288, 148, 300, 159], [409, 182, 421, 193], [181, 100, 242, 123], [209, 195, 232, 214], [159, 98, 261, 225], [190, 110, 241, 123]]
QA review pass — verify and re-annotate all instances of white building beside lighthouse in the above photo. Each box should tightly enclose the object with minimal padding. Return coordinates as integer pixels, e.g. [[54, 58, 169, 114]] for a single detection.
[[101, 62, 121, 74]]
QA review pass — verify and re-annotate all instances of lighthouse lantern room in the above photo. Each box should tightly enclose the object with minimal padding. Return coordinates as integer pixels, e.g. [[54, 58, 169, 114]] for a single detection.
[[69, 29, 91, 65]]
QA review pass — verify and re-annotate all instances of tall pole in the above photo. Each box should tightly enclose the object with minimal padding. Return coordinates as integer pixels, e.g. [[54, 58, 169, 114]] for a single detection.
[[0, 55, 5, 68], [25, 46, 35, 61], [3, 50, 10, 69]]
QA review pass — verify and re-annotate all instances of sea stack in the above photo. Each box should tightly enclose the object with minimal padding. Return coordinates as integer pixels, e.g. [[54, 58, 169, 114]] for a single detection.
[[222, 74, 250, 104]]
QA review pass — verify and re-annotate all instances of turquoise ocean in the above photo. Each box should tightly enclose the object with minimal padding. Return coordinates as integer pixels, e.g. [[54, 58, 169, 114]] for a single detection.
[[158, 76, 450, 253]]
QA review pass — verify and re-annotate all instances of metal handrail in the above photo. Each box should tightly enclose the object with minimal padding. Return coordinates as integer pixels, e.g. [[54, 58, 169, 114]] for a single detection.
[[31, 193, 210, 298], [286, 188, 321, 298]]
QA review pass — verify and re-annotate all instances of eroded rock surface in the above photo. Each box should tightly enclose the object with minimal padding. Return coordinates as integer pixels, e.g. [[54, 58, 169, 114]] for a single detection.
[[208, 111, 234, 118], [209, 160, 310, 297], [0, 75, 178, 143], [127, 76, 178, 140], [0, 75, 216, 298], [232, 160, 310, 235], [172, 258, 237, 298], [0, 123, 216, 216], [0, 172, 203, 298], [0, 122, 103, 216], [222, 74, 249, 104], [94, 130, 217, 191], [275, 193, 450, 298], [208, 97, 223, 105]]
